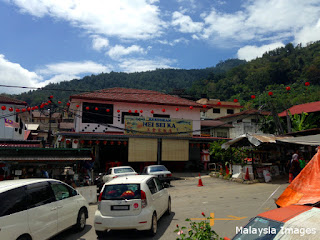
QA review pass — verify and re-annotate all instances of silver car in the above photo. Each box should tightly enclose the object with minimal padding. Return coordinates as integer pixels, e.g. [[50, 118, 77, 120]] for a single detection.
[[102, 166, 138, 183], [141, 165, 173, 185]]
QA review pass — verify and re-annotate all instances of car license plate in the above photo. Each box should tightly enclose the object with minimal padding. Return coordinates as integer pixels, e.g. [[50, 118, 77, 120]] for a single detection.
[[111, 205, 130, 210]]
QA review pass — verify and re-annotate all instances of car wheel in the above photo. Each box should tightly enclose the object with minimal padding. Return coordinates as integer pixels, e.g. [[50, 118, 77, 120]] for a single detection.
[[96, 230, 105, 238], [74, 208, 86, 232], [148, 212, 157, 236], [165, 197, 171, 215], [17, 235, 31, 240]]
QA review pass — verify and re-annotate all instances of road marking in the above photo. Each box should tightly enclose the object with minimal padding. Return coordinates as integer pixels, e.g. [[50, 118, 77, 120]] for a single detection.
[[190, 213, 247, 227]]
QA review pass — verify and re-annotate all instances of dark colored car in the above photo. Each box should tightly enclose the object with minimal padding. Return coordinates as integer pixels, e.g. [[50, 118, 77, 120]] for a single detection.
[[141, 165, 173, 185]]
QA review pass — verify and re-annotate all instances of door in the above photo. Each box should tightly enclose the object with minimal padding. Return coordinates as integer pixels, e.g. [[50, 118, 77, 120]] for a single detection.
[[26, 182, 58, 240], [146, 178, 162, 217], [50, 182, 79, 232], [153, 177, 168, 216]]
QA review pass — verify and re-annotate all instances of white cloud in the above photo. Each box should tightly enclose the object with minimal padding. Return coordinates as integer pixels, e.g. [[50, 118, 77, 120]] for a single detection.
[[158, 38, 189, 46], [37, 61, 109, 76], [172, 11, 203, 33], [237, 42, 285, 61], [7, 0, 165, 39], [294, 19, 320, 46], [92, 36, 109, 51], [118, 58, 176, 72], [107, 45, 146, 60], [0, 54, 42, 94], [200, 0, 320, 45]]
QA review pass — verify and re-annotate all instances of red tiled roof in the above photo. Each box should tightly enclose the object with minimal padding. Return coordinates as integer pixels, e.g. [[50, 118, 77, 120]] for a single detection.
[[279, 101, 320, 117], [214, 109, 271, 120], [70, 88, 202, 107], [0, 96, 27, 105]]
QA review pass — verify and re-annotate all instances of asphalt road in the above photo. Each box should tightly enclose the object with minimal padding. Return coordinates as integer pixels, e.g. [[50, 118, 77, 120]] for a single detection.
[[51, 175, 289, 240]]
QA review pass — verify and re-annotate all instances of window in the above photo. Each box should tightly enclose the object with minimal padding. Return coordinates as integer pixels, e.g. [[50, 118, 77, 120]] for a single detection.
[[101, 184, 140, 200], [251, 119, 258, 123], [122, 112, 139, 124], [212, 108, 220, 113], [27, 182, 55, 208], [0, 187, 28, 217], [237, 119, 242, 123], [114, 167, 135, 174], [51, 183, 72, 201], [147, 179, 158, 195], [154, 178, 164, 191], [227, 109, 234, 114], [216, 131, 228, 138], [82, 102, 113, 124], [153, 114, 170, 118]]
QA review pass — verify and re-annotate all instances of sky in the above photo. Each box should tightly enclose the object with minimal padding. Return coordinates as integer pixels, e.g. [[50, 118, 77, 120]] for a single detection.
[[1, 0, 320, 94]]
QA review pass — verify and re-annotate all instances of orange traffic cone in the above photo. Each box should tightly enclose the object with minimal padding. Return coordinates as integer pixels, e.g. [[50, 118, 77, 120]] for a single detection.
[[198, 173, 204, 187], [289, 173, 293, 183], [244, 168, 250, 180]]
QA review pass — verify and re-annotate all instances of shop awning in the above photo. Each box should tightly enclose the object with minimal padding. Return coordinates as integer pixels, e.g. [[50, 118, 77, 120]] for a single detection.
[[25, 124, 39, 130], [276, 134, 320, 146], [222, 133, 292, 149]]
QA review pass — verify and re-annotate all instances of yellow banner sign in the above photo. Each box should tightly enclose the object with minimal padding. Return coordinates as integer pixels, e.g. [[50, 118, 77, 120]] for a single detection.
[[124, 116, 192, 136]]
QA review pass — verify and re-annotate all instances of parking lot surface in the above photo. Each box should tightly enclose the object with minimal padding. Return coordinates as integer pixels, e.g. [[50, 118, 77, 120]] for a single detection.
[[52, 175, 289, 240]]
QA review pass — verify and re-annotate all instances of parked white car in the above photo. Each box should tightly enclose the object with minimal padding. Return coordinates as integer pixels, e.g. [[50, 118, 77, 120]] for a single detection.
[[0, 178, 89, 240], [102, 166, 138, 183], [94, 175, 171, 237], [141, 165, 173, 185]]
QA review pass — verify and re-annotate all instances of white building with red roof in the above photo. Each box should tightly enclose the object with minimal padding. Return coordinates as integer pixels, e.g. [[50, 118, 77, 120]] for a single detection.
[[58, 88, 225, 172], [278, 101, 320, 117]]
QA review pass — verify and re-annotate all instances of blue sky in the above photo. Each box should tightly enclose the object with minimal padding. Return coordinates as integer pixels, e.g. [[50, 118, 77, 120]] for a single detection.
[[1, 0, 320, 94]]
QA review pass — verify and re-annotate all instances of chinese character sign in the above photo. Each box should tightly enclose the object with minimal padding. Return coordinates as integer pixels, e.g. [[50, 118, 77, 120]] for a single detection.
[[124, 116, 192, 136]]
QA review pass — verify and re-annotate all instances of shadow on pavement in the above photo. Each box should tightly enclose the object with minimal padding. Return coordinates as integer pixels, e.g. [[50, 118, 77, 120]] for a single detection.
[[51, 224, 93, 240], [96, 212, 176, 240]]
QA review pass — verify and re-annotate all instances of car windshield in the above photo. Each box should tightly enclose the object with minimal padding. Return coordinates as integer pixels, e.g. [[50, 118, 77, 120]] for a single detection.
[[232, 217, 283, 240], [149, 166, 168, 172], [101, 184, 141, 200], [114, 168, 134, 174]]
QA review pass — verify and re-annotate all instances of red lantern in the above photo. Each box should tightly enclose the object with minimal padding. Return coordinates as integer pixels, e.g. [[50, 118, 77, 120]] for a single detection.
[[40, 104, 45, 109], [135, 110, 138, 113], [22, 108, 26, 112], [49, 95, 53, 99], [128, 110, 132, 113], [80, 140, 85, 144], [207, 143, 210, 148], [9, 107, 13, 112], [89, 140, 93, 145], [95, 140, 100, 145], [233, 99, 238, 103], [95, 107, 98, 111], [31, 107, 35, 111], [162, 109, 166, 112], [140, 110, 143, 113], [106, 109, 110, 112], [74, 140, 78, 144], [217, 102, 221, 105], [66, 102, 70, 106], [47, 100, 51, 104], [58, 101, 62, 104], [196, 143, 200, 148], [191, 143, 194, 148], [44, 102, 48, 106], [117, 109, 120, 113], [110, 141, 114, 145], [123, 141, 127, 146], [251, 95, 256, 99], [16, 108, 20, 113], [27, 107, 31, 111], [117, 141, 121, 145], [35, 106, 38, 109], [151, 110, 154, 114], [189, 106, 193, 110], [202, 105, 207, 108], [286, 86, 291, 91], [103, 140, 107, 145], [176, 108, 179, 111], [76, 105, 80, 108], [61, 137, 65, 142], [305, 82, 310, 86], [268, 91, 273, 96], [86, 106, 90, 110], [1, 106, 6, 111], [66, 140, 71, 144]]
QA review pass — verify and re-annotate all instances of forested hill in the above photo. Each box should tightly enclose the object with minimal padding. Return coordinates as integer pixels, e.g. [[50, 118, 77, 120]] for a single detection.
[[11, 41, 320, 112], [14, 59, 245, 106]]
